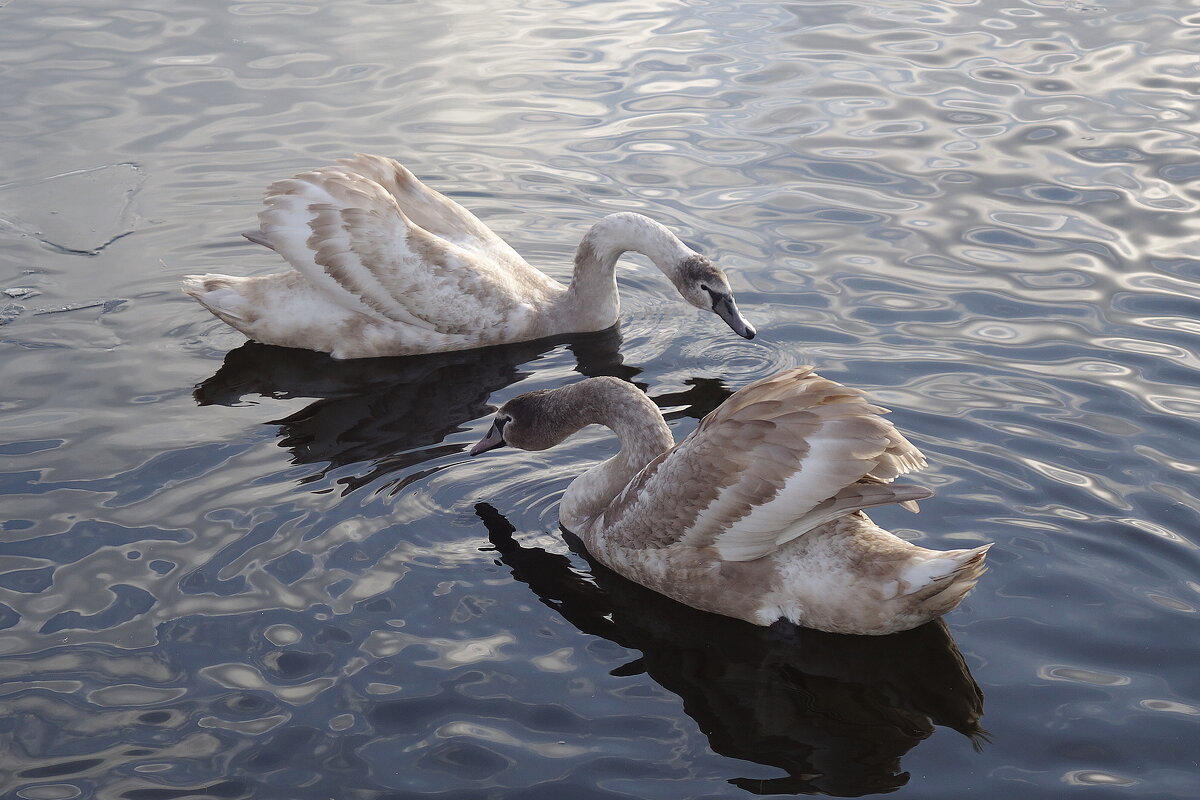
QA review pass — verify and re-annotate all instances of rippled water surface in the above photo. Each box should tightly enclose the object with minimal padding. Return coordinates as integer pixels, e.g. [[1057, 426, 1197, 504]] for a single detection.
[[3, 0, 1200, 797]]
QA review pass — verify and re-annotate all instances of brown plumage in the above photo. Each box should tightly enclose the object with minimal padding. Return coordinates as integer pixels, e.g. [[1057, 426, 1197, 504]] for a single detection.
[[472, 367, 991, 635]]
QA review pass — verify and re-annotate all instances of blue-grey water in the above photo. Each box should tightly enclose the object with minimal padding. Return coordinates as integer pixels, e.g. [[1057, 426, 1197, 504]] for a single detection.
[[2, 0, 1199, 797]]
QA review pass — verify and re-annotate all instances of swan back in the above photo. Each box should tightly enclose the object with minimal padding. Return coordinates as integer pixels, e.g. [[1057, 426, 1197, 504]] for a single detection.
[[599, 367, 930, 559], [253, 155, 563, 338]]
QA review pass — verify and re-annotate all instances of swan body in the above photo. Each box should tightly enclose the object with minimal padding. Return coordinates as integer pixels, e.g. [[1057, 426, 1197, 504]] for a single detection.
[[471, 367, 990, 635], [182, 154, 755, 359]]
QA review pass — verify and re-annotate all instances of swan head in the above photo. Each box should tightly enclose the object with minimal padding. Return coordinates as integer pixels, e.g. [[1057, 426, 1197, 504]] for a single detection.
[[469, 388, 570, 455], [671, 255, 756, 339], [469, 378, 650, 456]]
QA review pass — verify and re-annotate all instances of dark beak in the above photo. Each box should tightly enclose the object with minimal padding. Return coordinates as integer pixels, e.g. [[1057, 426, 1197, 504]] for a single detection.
[[470, 421, 506, 456], [712, 293, 756, 339]]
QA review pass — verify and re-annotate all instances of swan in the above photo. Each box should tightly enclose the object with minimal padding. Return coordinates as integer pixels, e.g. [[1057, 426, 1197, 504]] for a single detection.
[[470, 367, 991, 635], [182, 154, 756, 359]]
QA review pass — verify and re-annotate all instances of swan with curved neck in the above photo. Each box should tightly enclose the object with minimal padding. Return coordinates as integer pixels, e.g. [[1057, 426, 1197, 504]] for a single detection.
[[471, 368, 991, 635], [182, 154, 755, 359]]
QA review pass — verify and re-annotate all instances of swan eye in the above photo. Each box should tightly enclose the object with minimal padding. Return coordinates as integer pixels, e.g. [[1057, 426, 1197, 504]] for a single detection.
[[699, 283, 710, 292]]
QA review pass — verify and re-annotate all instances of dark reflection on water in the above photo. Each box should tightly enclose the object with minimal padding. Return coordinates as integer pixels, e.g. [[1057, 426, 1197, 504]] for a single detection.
[[194, 328, 640, 492], [475, 503, 986, 796]]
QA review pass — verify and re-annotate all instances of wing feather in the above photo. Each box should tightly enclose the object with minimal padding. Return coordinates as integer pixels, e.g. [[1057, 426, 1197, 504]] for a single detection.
[[598, 367, 930, 562], [334, 154, 530, 268], [250, 155, 561, 336]]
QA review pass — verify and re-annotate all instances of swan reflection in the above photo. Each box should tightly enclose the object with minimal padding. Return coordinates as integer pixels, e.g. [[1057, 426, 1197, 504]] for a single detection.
[[474, 502, 986, 797], [193, 328, 639, 491]]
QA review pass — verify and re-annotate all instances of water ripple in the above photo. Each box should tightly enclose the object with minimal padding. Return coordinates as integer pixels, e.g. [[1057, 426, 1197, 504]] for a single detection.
[[3, 0, 1200, 797]]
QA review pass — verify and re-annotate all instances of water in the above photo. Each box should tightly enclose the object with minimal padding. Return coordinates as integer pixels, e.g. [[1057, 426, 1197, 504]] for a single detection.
[[2, 0, 1198, 796]]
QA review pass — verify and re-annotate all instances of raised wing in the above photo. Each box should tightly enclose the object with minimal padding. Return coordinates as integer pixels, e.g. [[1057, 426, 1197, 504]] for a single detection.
[[251, 155, 561, 335], [330, 154, 529, 268], [599, 367, 930, 562]]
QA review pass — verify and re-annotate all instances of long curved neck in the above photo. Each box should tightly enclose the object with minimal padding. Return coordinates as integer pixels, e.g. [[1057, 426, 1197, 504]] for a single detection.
[[556, 379, 675, 531], [562, 212, 694, 331]]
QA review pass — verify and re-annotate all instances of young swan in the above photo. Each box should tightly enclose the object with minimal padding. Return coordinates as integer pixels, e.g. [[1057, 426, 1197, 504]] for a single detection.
[[182, 154, 755, 359], [471, 367, 991, 635]]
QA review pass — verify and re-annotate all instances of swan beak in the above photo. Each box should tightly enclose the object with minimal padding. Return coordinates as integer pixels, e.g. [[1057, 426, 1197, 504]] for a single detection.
[[470, 421, 507, 456], [713, 293, 756, 339]]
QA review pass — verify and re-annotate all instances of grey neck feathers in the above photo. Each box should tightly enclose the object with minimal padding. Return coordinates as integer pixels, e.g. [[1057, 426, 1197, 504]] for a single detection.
[[554, 377, 675, 530], [564, 212, 694, 330]]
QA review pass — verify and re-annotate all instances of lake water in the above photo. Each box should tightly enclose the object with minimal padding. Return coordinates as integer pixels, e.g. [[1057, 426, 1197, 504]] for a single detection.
[[2, 0, 1199, 797]]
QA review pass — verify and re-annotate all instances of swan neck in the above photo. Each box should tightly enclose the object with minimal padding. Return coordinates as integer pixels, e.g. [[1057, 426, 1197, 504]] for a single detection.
[[564, 213, 693, 329], [557, 379, 674, 529]]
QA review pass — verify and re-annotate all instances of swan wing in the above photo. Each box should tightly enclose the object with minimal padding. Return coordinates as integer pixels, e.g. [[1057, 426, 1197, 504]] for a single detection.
[[600, 367, 930, 561], [329, 154, 531, 268], [252, 155, 559, 335]]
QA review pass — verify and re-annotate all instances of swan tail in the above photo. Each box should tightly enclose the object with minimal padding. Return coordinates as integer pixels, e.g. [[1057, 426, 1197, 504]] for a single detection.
[[242, 229, 274, 250], [903, 543, 991, 617], [182, 273, 251, 323]]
